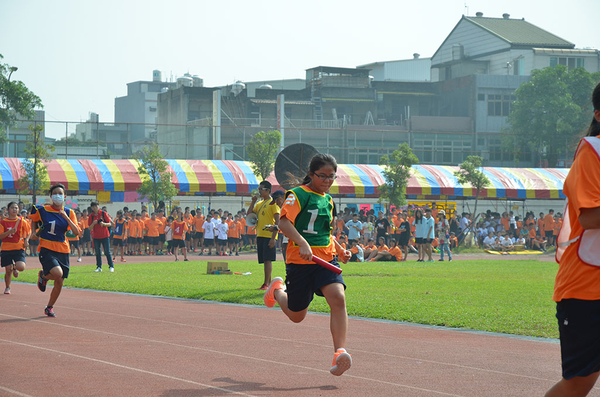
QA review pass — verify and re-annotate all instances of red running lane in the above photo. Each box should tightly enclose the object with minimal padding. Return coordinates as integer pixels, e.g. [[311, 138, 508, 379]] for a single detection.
[[0, 281, 585, 396]]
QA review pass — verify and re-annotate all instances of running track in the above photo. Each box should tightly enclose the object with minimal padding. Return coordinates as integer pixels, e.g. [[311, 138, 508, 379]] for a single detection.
[[1, 253, 596, 396]]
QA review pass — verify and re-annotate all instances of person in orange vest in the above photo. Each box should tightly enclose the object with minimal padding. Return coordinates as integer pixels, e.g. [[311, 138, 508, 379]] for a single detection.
[[547, 82, 600, 397], [1, 202, 31, 294]]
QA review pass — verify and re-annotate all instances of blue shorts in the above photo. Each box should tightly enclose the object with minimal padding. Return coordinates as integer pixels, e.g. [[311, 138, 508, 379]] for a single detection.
[[556, 299, 600, 379], [1, 249, 26, 267], [39, 247, 70, 279], [285, 258, 345, 312]]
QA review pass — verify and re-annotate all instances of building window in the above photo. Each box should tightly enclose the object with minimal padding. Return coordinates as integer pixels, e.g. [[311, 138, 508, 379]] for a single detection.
[[550, 57, 584, 70], [487, 94, 515, 117]]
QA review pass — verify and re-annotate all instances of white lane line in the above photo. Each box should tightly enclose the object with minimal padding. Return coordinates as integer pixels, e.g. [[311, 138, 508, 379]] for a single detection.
[[0, 312, 538, 396], [0, 337, 256, 396], [0, 385, 34, 397], [0, 306, 556, 383]]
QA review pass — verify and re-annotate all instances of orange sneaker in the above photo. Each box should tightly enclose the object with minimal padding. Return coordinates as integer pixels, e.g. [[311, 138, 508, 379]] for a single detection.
[[263, 277, 283, 308], [330, 349, 352, 376]]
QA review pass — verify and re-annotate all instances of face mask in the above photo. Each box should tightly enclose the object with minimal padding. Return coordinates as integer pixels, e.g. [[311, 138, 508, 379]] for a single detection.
[[51, 194, 64, 205]]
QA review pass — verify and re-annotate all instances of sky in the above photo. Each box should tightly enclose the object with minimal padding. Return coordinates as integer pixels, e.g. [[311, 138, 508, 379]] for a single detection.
[[1, 0, 599, 139]]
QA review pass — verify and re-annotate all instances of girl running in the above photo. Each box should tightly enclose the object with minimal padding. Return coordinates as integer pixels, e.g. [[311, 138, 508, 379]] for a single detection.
[[263, 153, 353, 376], [1, 202, 31, 294], [30, 184, 81, 317]]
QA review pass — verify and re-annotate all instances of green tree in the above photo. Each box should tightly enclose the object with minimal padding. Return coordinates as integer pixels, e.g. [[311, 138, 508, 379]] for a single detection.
[[378, 143, 419, 209], [0, 54, 43, 142], [506, 65, 600, 166], [18, 124, 55, 206], [136, 143, 177, 210], [247, 130, 281, 180], [454, 156, 490, 241]]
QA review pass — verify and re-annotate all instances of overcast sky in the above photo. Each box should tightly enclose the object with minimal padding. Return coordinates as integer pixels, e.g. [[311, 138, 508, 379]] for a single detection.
[[2, 0, 599, 139]]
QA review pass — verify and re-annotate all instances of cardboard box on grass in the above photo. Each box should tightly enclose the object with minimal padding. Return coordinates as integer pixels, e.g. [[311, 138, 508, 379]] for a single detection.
[[207, 261, 232, 275]]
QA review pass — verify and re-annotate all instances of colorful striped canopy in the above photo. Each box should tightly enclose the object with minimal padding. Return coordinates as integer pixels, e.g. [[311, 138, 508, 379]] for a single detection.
[[0, 158, 568, 201]]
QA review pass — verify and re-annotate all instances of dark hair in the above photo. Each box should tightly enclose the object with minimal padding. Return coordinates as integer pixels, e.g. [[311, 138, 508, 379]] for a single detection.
[[259, 180, 272, 191], [587, 82, 600, 137], [300, 153, 338, 186], [49, 183, 65, 195], [414, 208, 423, 223], [6, 201, 18, 210], [91, 202, 99, 207]]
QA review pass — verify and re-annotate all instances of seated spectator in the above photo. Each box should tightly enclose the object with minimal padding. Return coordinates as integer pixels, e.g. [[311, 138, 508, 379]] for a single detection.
[[533, 235, 547, 252], [483, 232, 497, 250], [363, 238, 377, 258], [349, 239, 364, 262], [369, 239, 402, 262], [449, 232, 458, 249], [366, 236, 389, 261]]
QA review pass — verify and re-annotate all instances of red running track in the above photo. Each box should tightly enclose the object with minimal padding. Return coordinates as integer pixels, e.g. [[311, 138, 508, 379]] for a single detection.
[[1, 280, 591, 396]]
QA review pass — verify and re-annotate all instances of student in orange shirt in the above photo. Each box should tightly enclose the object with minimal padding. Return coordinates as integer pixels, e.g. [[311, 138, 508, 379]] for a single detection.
[[547, 83, 600, 397], [544, 209, 556, 247], [30, 184, 81, 317], [145, 212, 163, 255], [172, 212, 189, 261], [193, 211, 205, 254], [156, 209, 167, 255], [1, 202, 31, 294], [527, 224, 537, 249], [369, 238, 401, 262], [127, 211, 139, 256], [67, 212, 83, 263], [366, 236, 389, 261], [80, 208, 92, 256], [112, 210, 128, 262], [537, 213, 545, 235], [228, 214, 242, 256]]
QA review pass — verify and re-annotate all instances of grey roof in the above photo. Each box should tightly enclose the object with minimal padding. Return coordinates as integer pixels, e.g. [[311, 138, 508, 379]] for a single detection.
[[464, 16, 574, 48]]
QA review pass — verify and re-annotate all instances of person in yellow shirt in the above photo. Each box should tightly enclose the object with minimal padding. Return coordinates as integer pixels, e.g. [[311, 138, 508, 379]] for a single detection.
[[547, 82, 600, 397], [247, 182, 282, 290]]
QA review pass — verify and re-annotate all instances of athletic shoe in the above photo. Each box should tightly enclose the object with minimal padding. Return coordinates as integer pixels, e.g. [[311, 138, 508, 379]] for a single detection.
[[44, 306, 56, 317], [184, 258, 189, 261], [37, 270, 47, 292], [77, 257, 82, 262], [235, 252, 239, 256], [438, 259, 444, 261], [109, 267, 114, 273], [4, 287, 10, 294], [427, 259, 435, 263], [12, 268, 19, 278], [120, 258, 126, 262], [330, 349, 352, 376], [263, 277, 283, 307], [94, 267, 102, 272]]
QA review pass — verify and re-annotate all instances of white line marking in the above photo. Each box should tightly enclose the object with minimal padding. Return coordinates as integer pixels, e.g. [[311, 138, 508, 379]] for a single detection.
[[0, 385, 33, 397], [0, 337, 257, 397]]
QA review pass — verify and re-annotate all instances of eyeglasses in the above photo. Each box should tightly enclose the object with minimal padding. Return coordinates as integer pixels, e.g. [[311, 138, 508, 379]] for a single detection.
[[313, 173, 337, 181]]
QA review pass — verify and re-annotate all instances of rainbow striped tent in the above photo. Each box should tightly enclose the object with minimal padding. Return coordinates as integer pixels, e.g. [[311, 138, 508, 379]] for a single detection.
[[1, 158, 568, 202]]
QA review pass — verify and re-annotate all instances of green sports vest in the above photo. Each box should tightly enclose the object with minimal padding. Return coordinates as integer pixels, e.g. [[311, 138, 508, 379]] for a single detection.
[[289, 186, 333, 247]]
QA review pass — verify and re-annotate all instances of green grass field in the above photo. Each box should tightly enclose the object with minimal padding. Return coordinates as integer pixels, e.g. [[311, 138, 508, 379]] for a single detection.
[[16, 258, 559, 338]]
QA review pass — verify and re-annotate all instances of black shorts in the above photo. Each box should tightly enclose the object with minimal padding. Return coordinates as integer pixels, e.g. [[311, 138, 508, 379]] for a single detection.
[[185, 233, 191, 241], [143, 236, 149, 243], [1, 249, 26, 267], [113, 239, 124, 247], [81, 228, 91, 243], [172, 239, 185, 248], [159, 234, 165, 243], [423, 238, 433, 244], [194, 232, 203, 239], [204, 238, 214, 247], [69, 240, 80, 249], [545, 231, 554, 239], [556, 299, 600, 379], [257, 237, 276, 264], [217, 239, 228, 246], [415, 237, 424, 244], [285, 258, 346, 312], [228, 237, 239, 244], [39, 247, 69, 279], [148, 236, 159, 245]]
